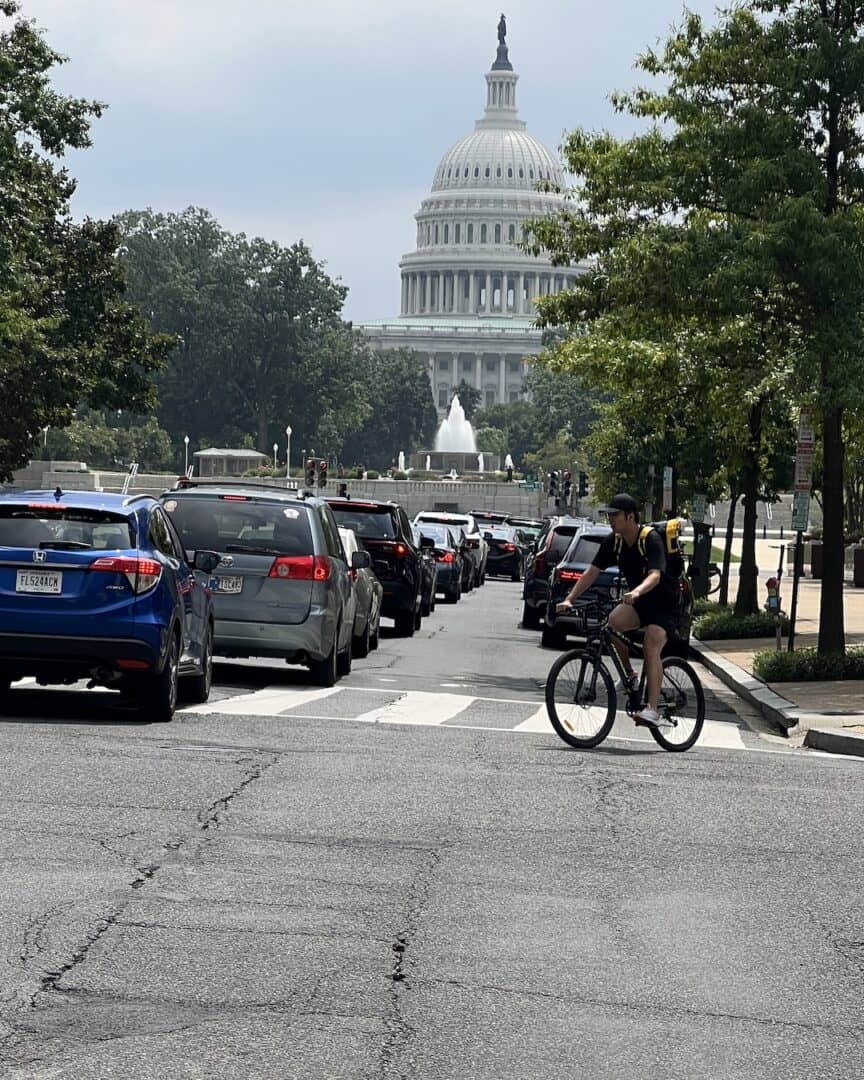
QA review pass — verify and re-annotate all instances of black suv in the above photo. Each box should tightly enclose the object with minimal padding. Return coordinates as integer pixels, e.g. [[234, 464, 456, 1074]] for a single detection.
[[521, 516, 588, 629], [543, 524, 621, 647], [327, 499, 426, 636]]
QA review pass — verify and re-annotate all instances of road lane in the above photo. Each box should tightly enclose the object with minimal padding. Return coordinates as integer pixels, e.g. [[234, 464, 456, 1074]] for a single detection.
[[0, 578, 860, 1078]]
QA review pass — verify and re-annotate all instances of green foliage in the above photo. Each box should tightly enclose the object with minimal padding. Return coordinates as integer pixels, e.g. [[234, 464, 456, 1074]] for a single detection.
[[0, 3, 172, 479], [47, 409, 173, 471], [693, 609, 789, 640], [753, 647, 864, 683], [473, 401, 539, 467], [475, 426, 507, 455]]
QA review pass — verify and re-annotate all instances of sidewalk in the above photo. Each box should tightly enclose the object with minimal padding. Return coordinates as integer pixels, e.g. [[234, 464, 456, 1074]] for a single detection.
[[691, 540, 864, 757]]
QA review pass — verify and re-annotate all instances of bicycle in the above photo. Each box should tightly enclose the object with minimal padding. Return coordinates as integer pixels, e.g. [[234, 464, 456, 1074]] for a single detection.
[[684, 549, 721, 596], [544, 598, 706, 752]]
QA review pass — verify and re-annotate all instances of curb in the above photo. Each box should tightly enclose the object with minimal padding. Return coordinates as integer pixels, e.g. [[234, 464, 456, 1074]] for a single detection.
[[803, 727, 864, 758], [689, 640, 800, 733]]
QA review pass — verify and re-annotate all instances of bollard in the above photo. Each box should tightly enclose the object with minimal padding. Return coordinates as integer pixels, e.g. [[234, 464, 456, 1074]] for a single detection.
[[762, 524, 767, 539], [780, 525, 784, 539]]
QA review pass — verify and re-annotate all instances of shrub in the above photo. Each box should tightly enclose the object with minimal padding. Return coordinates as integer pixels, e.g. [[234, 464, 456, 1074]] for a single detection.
[[392, 470, 407, 480], [753, 646, 864, 682], [693, 597, 724, 617], [365, 469, 380, 479], [693, 608, 789, 640]]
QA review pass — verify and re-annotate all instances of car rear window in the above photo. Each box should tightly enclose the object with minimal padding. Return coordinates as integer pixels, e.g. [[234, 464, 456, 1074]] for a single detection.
[[164, 497, 312, 554], [565, 536, 606, 565], [548, 527, 579, 560], [0, 505, 134, 549], [417, 523, 453, 546], [329, 505, 396, 539]]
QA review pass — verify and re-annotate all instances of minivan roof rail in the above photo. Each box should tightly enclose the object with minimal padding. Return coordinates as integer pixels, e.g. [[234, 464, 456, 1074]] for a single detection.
[[168, 478, 305, 497]]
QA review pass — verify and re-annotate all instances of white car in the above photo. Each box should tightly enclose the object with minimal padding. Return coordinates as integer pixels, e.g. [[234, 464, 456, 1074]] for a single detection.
[[414, 511, 488, 587], [337, 527, 383, 657]]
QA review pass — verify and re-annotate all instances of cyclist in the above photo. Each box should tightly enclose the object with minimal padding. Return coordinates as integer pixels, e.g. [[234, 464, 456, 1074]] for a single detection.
[[555, 493, 678, 729]]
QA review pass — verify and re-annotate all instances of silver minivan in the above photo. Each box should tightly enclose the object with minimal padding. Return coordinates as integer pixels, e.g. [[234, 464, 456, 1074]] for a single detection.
[[162, 482, 368, 686]]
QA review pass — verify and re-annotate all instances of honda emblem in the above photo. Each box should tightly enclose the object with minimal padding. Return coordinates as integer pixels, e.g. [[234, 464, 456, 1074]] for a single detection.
[[32, 550, 46, 563]]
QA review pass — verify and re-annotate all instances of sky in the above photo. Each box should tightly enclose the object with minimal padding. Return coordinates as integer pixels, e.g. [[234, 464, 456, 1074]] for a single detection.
[[18, 0, 721, 323]]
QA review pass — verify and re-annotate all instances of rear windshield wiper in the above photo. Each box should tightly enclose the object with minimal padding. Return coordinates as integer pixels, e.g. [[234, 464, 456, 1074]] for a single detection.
[[38, 540, 93, 550], [224, 544, 284, 556]]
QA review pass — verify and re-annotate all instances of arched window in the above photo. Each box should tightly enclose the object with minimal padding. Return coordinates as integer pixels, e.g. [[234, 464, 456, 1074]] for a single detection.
[[454, 223, 461, 243], [518, 167, 524, 179], [496, 165, 502, 178], [485, 166, 490, 178], [464, 166, 469, 177], [434, 224, 439, 243], [473, 166, 480, 178], [467, 223, 474, 243], [507, 166, 513, 178], [443, 224, 449, 243], [426, 225, 431, 244], [494, 223, 501, 244], [508, 224, 515, 242], [447, 167, 451, 178], [529, 167, 534, 179], [480, 224, 487, 243]]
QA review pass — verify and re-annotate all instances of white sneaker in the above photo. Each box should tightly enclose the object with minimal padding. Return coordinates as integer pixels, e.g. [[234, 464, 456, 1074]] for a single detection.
[[634, 706, 662, 729]]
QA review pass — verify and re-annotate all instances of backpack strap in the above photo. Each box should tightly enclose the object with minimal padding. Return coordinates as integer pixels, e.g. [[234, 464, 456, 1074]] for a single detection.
[[637, 524, 652, 558], [613, 533, 623, 557]]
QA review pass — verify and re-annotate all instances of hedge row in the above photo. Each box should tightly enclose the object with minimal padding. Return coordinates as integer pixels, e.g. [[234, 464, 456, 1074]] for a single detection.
[[753, 647, 864, 682], [693, 604, 789, 640]]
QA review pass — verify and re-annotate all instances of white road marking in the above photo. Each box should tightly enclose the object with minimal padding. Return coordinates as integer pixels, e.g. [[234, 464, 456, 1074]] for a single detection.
[[194, 686, 341, 716], [353, 691, 475, 726]]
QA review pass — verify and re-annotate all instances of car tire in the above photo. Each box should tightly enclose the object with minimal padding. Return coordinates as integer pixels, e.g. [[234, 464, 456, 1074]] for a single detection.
[[464, 569, 474, 592], [521, 602, 541, 629], [337, 626, 352, 676], [511, 571, 521, 582], [179, 622, 213, 705], [394, 610, 415, 637], [370, 617, 380, 651], [352, 617, 371, 659], [421, 593, 432, 617], [139, 632, 180, 723], [309, 639, 338, 687]]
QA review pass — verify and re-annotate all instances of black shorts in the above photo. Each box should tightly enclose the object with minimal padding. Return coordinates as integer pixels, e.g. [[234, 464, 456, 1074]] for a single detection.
[[632, 594, 678, 637]]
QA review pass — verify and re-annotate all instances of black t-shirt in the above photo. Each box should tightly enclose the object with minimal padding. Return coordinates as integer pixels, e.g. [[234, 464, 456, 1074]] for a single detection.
[[592, 528, 677, 607]]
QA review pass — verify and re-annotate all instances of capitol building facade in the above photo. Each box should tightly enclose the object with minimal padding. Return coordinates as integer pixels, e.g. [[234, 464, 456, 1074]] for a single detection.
[[361, 19, 582, 415]]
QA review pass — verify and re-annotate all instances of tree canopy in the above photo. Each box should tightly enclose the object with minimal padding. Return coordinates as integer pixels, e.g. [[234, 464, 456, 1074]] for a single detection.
[[0, 1, 172, 480]]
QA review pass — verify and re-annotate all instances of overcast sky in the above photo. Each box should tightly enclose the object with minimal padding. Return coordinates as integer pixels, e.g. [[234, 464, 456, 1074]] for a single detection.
[[19, 0, 721, 323]]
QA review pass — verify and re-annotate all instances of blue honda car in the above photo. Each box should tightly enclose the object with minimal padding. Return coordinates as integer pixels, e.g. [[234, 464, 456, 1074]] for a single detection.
[[0, 489, 220, 721]]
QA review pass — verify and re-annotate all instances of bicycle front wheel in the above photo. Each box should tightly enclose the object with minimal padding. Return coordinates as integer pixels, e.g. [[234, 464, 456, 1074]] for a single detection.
[[545, 650, 617, 749], [651, 657, 706, 751]]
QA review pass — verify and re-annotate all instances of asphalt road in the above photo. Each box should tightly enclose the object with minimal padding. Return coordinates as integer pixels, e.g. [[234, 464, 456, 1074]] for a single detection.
[[0, 580, 861, 1079]]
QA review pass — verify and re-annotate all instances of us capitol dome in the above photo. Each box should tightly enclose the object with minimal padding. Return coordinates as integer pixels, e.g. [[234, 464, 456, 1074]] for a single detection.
[[361, 16, 583, 415]]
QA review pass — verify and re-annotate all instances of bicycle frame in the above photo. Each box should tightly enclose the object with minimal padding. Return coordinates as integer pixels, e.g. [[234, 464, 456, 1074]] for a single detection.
[[567, 605, 647, 716]]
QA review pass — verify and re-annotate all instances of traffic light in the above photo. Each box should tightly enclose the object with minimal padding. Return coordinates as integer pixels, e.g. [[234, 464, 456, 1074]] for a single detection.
[[305, 458, 317, 487], [318, 459, 328, 487], [548, 470, 559, 497], [563, 470, 572, 500], [578, 471, 589, 498]]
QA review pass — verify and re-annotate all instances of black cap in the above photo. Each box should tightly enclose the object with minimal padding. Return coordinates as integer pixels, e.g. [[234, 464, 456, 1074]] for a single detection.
[[598, 493, 639, 515]]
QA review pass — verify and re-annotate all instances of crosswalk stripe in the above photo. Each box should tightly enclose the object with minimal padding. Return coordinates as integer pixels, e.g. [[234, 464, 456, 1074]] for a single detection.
[[193, 686, 341, 716], [353, 691, 476, 726], [512, 706, 554, 733]]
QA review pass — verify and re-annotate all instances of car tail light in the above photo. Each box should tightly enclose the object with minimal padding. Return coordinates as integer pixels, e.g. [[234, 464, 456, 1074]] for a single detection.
[[116, 658, 151, 670], [436, 551, 454, 564], [394, 543, 408, 558], [502, 543, 516, 553], [559, 570, 583, 583], [91, 556, 162, 594], [268, 555, 331, 581]]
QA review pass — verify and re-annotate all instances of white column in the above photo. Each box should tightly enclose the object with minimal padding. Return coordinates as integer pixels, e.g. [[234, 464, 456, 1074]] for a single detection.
[[469, 272, 477, 314], [437, 272, 444, 314], [484, 272, 492, 313], [401, 276, 407, 315], [517, 272, 525, 314], [498, 354, 507, 403], [476, 352, 484, 395]]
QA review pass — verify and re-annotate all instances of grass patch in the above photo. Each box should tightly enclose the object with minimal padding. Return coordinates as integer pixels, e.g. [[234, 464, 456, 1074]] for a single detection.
[[753, 647, 864, 682], [693, 605, 788, 640], [710, 545, 739, 564]]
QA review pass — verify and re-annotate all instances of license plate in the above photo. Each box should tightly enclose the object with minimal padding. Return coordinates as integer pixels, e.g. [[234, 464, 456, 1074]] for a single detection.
[[215, 575, 243, 594], [16, 569, 62, 594]]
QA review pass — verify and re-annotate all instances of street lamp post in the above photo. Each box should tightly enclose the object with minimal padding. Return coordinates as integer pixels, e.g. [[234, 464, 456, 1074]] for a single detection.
[[183, 435, 190, 476], [285, 426, 292, 485], [273, 443, 278, 475]]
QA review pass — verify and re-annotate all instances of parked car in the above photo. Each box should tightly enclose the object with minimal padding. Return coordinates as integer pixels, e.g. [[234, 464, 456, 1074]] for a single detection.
[[544, 524, 622, 647], [0, 489, 218, 720], [470, 510, 509, 528], [162, 481, 362, 686], [414, 522, 466, 603], [337, 527, 383, 658], [521, 515, 589, 629], [506, 516, 544, 542], [411, 524, 438, 616], [326, 498, 424, 636], [414, 511, 488, 587], [482, 524, 527, 582]]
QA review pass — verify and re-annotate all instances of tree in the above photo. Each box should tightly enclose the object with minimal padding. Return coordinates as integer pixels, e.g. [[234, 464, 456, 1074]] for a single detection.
[[340, 349, 437, 469], [528, 2, 864, 648], [473, 400, 540, 467], [0, 2, 172, 480]]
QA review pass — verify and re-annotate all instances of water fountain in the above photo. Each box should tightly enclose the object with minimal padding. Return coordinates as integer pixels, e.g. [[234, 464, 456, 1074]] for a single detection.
[[411, 394, 501, 475]]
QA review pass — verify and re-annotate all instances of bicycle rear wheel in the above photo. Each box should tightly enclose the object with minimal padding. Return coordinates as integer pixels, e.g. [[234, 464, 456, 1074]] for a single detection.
[[650, 657, 705, 751], [545, 650, 617, 749]]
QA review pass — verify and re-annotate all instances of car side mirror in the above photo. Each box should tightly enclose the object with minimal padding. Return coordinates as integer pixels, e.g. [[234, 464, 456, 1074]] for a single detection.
[[351, 550, 372, 570], [193, 550, 222, 574], [420, 535, 435, 549]]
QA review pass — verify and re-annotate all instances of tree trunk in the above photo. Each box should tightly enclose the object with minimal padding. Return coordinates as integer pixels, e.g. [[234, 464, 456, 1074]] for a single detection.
[[719, 490, 739, 607], [735, 405, 761, 616], [818, 403, 846, 653]]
